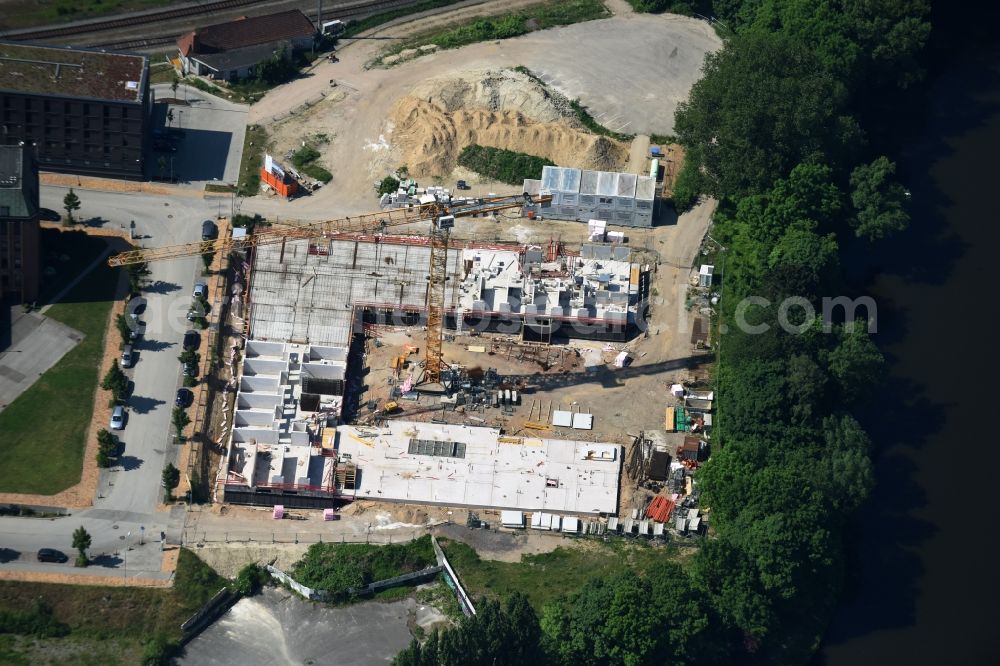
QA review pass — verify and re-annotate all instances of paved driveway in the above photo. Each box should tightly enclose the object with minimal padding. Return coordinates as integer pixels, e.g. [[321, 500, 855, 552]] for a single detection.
[[151, 82, 248, 185], [0, 187, 222, 578], [0, 307, 83, 410]]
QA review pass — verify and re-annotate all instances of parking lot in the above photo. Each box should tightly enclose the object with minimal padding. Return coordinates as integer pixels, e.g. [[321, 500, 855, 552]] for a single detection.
[[149, 83, 249, 184]]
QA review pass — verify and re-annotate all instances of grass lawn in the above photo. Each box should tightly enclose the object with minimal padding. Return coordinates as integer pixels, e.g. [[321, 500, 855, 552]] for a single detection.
[[379, 0, 610, 64], [0, 233, 118, 494], [341, 0, 464, 38], [0, 0, 176, 30], [149, 64, 178, 86], [236, 124, 269, 197], [0, 549, 227, 664], [440, 538, 678, 610]]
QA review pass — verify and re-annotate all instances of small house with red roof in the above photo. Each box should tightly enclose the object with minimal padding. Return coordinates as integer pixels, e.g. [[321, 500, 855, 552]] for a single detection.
[[177, 10, 315, 82]]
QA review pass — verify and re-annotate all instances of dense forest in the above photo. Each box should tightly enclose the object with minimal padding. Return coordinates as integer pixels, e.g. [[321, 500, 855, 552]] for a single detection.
[[395, 1, 930, 663]]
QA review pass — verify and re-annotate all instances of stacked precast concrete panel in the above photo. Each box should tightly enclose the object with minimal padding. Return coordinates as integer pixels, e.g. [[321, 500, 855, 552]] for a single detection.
[[530, 166, 656, 228]]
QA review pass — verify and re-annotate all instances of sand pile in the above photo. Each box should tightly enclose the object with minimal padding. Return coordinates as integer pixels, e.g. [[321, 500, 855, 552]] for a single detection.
[[390, 68, 628, 177]]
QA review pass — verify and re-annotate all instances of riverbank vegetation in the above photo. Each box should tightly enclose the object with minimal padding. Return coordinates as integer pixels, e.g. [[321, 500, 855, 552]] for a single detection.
[[0, 549, 227, 665], [396, 1, 929, 663]]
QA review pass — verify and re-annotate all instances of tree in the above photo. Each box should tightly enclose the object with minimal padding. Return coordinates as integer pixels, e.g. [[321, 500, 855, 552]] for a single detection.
[[162, 463, 180, 491], [162, 462, 181, 502], [376, 175, 400, 196], [850, 156, 910, 240], [166, 108, 175, 128], [72, 526, 91, 567], [101, 360, 128, 403], [158, 155, 167, 180], [394, 593, 543, 666], [826, 325, 884, 403], [116, 313, 133, 347], [96, 429, 119, 468], [674, 32, 861, 201], [257, 46, 298, 85], [171, 75, 179, 98], [749, 0, 931, 91], [63, 188, 81, 225], [172, 408, 191, 439]]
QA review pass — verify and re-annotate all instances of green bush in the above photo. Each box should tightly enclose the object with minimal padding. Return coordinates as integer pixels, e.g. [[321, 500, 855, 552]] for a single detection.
[[302, 163, 333, 183], [570, 99, 635, 142], [382, 0, 608, 60], [233, 563, 267, 596], [290, 146, 321, 168], [457, 145, 555, 185], [376, 176, 400, 196], [292, 535, 436, 602], [0, 600, 69, 637], [342, 0, 462, 38], [670, 161, 703, 211], [142, 634, 180, 666]]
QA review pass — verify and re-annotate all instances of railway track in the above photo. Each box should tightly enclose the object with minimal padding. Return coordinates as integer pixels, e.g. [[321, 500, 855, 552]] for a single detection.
[[90, 0, 421, 51], [4, 0, 425, 48], [1, 0, 266, 41]]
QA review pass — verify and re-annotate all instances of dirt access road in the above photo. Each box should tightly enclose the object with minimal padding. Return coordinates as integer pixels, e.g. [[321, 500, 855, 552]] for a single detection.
[[243, 0, 719, 220]]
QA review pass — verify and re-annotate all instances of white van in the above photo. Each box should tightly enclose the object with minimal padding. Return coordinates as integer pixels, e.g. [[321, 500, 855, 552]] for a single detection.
[[121, 345, 134, 368]]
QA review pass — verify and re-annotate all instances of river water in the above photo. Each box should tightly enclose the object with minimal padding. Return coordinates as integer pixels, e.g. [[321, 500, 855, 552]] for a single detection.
[[820, 41, 1000, 666]]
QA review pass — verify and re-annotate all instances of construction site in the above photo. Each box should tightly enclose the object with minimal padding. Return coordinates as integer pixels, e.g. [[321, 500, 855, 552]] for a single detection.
[[96, 4, 724, 539], [125, 181, 714, 538]]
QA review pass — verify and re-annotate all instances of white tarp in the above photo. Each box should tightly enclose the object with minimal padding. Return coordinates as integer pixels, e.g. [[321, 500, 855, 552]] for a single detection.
[[572, 413, 594, 430]]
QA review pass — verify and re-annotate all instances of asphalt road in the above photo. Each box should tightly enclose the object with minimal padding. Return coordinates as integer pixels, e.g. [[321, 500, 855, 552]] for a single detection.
[[0, 186, 222, 578]]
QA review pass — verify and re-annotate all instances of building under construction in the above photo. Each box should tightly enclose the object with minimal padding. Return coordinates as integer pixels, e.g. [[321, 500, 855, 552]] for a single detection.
[[245, 235, 650, 347]]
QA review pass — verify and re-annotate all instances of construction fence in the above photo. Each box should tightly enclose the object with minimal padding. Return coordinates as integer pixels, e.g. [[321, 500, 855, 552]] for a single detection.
[[181, 528, 430, 546]]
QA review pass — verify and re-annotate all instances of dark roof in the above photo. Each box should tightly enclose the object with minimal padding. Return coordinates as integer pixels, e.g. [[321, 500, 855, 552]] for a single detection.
[[0, 145, 39, 220], [184, 10, 315, 54], [0, 41, 146, 103], [191, 41, 287, 73]]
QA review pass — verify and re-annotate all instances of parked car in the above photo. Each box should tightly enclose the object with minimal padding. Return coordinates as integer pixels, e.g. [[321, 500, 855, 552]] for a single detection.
[[37, 548, 68, 563], [110, 405, 126, 430], [456, 179, 470, 190], [193, 282, 208, 299], [183, 362, 197, 378], [175, 388, 194, 408], [121, 345, 134, 368], [202, 220, 217, 241], [183, 330, 200, 350]]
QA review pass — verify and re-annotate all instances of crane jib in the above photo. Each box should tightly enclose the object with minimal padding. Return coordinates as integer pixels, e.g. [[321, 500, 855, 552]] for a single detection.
[[105, 193, 551, 267]]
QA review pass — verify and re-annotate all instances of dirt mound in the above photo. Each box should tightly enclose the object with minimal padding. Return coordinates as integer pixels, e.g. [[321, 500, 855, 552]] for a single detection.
[[390, 68, 628, 177]]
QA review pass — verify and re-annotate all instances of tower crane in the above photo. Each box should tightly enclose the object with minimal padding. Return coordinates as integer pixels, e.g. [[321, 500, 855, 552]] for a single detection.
[[106, 193, 551, 386]]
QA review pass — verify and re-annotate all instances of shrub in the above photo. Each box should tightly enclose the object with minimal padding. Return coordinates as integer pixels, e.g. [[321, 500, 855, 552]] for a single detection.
[[670, 161, 704, 212], [291, 146, 321, 168], [142, 634, 180, 666], [376, 175, 400, 196], [233, 563, 267, 596], [0, 599, 69, 638], [302, 163, 333, 183], [457, 145, 555, 185]]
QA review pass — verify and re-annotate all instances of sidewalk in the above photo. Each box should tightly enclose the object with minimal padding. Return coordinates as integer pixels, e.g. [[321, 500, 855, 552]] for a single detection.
[[41, 172, 204, 198]]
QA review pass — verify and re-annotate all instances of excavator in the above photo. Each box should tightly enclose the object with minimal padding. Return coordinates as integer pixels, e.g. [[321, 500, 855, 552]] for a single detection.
[[106, 193, 551, 385]]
